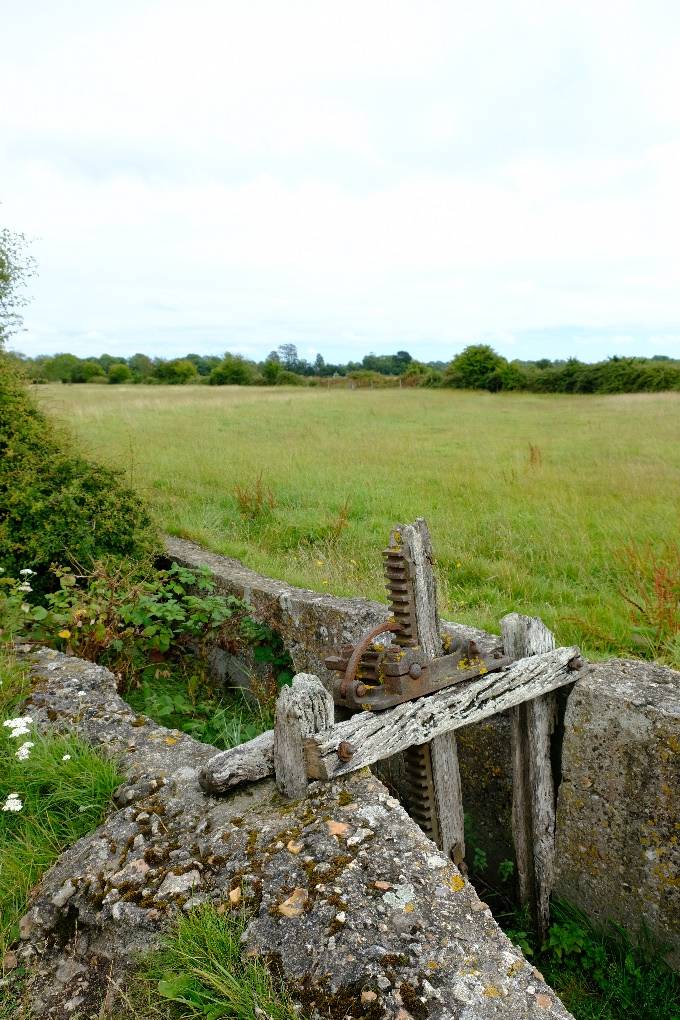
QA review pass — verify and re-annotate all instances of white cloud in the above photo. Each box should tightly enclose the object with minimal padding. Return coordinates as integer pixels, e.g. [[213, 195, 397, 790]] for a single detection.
[[2, 0, 680, 362]]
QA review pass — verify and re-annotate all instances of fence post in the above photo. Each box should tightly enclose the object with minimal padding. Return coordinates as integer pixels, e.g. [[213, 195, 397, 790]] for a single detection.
[[501, 613, 557, 941], [274, 673, 334, 799]]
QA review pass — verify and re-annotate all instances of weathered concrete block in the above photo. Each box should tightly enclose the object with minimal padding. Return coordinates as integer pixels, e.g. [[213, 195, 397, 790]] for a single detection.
[[13, 647, 572, 1019], [554, 659, 680, 967]]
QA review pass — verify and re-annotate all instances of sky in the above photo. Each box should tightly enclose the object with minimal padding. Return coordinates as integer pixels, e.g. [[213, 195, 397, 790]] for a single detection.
[[2, 0, 680, 365]]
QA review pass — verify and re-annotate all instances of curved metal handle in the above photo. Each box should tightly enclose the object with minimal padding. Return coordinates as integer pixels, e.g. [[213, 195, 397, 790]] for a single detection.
[[340, 620, 402, 697]]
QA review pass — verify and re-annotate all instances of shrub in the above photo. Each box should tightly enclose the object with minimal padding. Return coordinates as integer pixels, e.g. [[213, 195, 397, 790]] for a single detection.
[[210, 354, 256, 386], [0, 354, 158, 587], [443, 344, 509, 390], [108, 362, 131, 384]]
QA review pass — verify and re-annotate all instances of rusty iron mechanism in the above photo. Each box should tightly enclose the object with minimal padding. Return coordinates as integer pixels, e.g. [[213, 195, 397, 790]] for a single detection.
[[325, 543, 510, 713]]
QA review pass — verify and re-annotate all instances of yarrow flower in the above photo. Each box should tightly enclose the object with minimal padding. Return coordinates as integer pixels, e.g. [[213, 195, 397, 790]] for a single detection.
[[15, 741, 34, 761], [3, 716, 33, 739], [62, 754, 71, 761], [19, 568, 35, 576], [18, 582, 33, 593], [2, 793, 23, 813]]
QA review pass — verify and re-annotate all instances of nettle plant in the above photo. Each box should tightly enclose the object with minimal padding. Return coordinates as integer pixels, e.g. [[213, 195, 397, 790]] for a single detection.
[[0, 560, 293, 703]]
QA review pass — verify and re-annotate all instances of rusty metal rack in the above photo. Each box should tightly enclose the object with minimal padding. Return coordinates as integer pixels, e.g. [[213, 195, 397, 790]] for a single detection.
[[325, 541, 511, 712]]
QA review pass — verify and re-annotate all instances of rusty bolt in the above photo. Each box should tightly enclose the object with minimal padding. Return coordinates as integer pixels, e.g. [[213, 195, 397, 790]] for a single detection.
[[355, 682, 369, 698], [409, 663, 422, 679], [337, 741, 356, 763]]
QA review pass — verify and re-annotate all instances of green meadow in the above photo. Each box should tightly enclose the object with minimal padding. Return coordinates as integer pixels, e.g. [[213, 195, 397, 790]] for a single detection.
[[36, 385, 680, 665]]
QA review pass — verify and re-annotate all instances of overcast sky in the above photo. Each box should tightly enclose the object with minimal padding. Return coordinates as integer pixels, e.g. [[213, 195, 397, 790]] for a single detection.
[[2, 0, 680, 364]]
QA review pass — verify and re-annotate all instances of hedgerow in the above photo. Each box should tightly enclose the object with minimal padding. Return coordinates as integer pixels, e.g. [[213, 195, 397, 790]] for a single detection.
[[0, 354, 158, 587]]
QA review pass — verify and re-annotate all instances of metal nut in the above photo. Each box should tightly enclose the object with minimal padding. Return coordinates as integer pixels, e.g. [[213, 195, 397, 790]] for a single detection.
[[337, 741, 356, 762], [354, 683, 368, 698]]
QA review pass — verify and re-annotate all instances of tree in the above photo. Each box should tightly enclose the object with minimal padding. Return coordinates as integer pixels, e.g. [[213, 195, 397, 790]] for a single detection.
[[443, 345, 508, 390], [209, 354, 255, 385], [154, 359, 198, 384], [71, 359, 105, 383], [277, 343, 298, 368], [0, 227, 35, 348], [128, 353, 154, 380], [108, 363, 132, 384], [42, 353, 81, 383]]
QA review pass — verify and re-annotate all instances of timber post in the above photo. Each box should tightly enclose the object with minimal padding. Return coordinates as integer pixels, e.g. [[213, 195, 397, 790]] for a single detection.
[[273, 673, 334, 799], [392, 519, 466, 868], [501, 613, 558, 942]]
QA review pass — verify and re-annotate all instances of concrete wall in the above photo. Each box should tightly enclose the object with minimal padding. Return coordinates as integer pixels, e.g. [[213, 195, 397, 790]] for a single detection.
[[165, 537, 680, 966]]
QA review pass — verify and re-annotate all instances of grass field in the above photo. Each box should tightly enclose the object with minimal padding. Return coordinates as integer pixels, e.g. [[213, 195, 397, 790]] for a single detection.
[[36, 384, 680, 665]]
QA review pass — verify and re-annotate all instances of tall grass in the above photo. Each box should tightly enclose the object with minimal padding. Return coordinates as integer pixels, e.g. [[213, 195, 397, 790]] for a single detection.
[[37, 385, 680, 665]]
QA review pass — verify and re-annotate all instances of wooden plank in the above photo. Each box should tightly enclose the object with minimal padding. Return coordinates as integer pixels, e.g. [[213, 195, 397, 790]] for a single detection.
[[305, 644, 581, 780], [392, 519, 465, 864], [273, 673, 335, 799], [430, 732, 466, 867], [502, 613, 557, 942], [199, 729, 274, 794]]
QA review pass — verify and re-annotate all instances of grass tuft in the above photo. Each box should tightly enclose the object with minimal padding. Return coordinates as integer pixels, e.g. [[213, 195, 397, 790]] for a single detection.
[[114, 906, 300, 1019]]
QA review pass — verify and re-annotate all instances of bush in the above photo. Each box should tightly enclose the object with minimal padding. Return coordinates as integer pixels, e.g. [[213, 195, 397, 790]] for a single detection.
[[0, 354, 158, 587], [443, 344, 509, 390], [108, 363, 131, 384], [210, 354, 256, 386]]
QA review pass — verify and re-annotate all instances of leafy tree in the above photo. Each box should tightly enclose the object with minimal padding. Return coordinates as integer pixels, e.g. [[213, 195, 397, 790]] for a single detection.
[[209, 354, 255, 385], [71, 359, 106, 383], [261, 357, 282, 384], [0, 227, 35, 348], [277, 343, 298, 368], [42, 353, 81, 383], [128, 353, 154, 381], [154, 358, 198, 384], [443, 345, 508, 390], [108, 363, 132, 384]]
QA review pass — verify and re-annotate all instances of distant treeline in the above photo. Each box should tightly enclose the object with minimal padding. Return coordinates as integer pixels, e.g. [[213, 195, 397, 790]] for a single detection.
[[8, 343, 680, 394]]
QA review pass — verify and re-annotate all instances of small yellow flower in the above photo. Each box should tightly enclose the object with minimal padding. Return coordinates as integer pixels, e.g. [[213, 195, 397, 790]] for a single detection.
[[58, 629, 71, 639], [315, 559, 324, 566]]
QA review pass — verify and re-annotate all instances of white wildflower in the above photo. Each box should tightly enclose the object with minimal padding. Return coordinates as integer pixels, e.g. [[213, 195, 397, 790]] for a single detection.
[[15, 741, 34, 761], [62, 754, 71, 761], [21, 604, 31, 613], [2, 793, 23, 813], [18, 582, 33, 593], [3, 716, 33, 739], [19, 569, 35, 576]]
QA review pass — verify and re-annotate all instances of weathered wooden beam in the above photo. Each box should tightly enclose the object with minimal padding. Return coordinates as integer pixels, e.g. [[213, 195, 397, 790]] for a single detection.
[[305, 644, 581, 780], [430, 732, 466, 867], [198, 728, 274, 794], [392, 518, 441, 659], [502, 613, 558, 943], [392, 519, 466, 864], [273, 674, 334, 799]]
